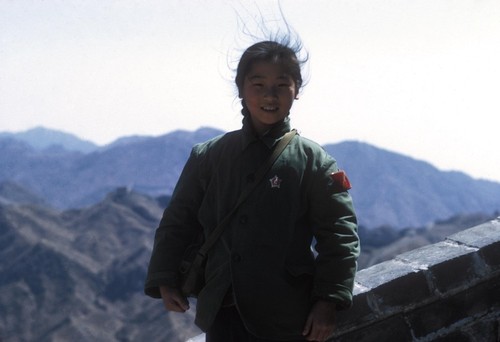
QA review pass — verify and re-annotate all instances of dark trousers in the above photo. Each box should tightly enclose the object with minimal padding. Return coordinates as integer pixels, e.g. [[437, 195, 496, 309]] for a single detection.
[[206, 306, 306, 342]]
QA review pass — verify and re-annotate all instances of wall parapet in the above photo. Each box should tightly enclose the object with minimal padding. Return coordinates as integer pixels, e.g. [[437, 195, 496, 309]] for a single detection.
[[331, 217, 500, 341]]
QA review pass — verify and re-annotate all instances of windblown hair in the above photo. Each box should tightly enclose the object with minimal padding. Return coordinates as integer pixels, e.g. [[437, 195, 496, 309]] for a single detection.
[[231, 3, 309, 117]]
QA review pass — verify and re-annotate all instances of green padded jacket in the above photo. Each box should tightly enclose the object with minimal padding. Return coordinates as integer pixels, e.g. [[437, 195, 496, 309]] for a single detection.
[[145, 117, 359, 340]]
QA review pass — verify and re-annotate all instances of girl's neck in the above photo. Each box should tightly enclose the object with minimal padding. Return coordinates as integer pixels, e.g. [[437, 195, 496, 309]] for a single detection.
[[247, 116, 288, 137]]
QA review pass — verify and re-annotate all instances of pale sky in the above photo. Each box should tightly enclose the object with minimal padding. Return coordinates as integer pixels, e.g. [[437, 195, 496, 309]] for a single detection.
[[1, 0, 499, 182]]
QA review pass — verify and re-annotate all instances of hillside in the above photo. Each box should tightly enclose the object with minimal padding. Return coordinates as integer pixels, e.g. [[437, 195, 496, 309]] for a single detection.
[[1, 127, 500, 228], [0, 188, 201, 342], [0, 181, 47, 206]]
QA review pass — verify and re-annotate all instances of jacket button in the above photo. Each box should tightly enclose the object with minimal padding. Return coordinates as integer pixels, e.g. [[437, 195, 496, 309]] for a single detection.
[[232, 253, 242, 263], [239, 215, 248, 224]]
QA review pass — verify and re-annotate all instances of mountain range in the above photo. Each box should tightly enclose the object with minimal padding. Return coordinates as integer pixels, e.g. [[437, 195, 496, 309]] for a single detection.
[[2, 126, 499, 229], [0, 183, 496, 341], [0, 126, 98, 153]]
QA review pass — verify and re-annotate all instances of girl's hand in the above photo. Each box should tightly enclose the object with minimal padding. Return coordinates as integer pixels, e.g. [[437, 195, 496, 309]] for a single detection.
[[159, 286, 190, 312], [302, 300, 337, 342]]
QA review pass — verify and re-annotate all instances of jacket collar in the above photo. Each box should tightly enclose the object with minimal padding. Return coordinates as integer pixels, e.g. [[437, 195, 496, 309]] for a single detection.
[[241, 116, 292, 150]]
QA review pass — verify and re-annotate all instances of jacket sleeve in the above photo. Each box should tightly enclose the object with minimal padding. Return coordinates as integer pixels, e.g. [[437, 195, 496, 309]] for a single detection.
[[308, 153, 360, 309], [144, 145, 207, 298]]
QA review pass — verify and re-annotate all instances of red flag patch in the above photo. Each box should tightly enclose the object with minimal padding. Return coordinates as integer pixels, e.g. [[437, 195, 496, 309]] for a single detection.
[[330, 170, 352, 191]]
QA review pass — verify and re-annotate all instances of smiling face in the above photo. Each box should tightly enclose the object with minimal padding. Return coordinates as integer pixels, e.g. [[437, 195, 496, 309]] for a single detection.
[[242, 61, 298, 134]]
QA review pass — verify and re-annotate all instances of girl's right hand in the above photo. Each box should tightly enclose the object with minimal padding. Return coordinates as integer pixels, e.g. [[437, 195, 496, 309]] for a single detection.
[[159, 286, 190, 312]]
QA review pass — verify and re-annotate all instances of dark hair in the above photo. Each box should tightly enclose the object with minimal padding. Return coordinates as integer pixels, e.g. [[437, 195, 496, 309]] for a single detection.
[[235, 40, 308, 116]]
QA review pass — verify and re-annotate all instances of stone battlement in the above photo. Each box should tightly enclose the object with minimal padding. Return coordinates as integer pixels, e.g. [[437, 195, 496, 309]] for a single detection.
[[331, 217, 500, 341]]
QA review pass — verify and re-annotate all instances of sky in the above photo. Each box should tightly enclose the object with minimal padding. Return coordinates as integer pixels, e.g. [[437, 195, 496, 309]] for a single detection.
[[1, 0, 499, 182]]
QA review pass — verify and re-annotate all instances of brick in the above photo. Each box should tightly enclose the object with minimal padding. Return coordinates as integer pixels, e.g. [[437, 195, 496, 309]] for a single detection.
[[480, 241, 500, 271], [352, 281, 370, 296], [432, 329, 478, 342], [330, 314, 412, 342], [396, 240, 476, 267], [448, 218, 500, 248], [448, 219, 500, 272], [406, 275, 500, 339], [355, 259, 431, 313], [440, 317, 500, 342], [397, 241, 485, 294], [448, 219, 500, 271], [356, 259, 421, 289], [335, 283, 376, 332]]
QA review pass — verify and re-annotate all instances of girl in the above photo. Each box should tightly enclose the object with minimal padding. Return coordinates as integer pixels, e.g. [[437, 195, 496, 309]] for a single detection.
[[145, 39, 359, 342]]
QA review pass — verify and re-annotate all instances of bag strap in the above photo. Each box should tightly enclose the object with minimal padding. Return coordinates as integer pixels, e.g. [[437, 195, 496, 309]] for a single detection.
[[193, 129, 297, 263]]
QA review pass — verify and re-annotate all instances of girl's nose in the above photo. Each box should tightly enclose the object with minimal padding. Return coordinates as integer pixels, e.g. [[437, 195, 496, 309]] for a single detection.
[[264, 86, 278, 98]]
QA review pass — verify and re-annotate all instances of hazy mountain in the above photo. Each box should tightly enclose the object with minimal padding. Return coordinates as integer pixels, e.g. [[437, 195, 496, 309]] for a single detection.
[[0, 185, 495, 341], [1, 127, 500, 229], [0, 126, 98, 153], [325, 141, 500, 228], [0, 127, 222, 209]]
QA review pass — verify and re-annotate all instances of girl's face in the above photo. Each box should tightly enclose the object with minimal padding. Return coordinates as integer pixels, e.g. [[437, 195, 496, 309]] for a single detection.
[[242, 61, 298, 134]]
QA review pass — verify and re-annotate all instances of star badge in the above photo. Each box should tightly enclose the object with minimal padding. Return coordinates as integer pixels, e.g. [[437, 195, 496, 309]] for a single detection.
[[269, 175, 282, 188]]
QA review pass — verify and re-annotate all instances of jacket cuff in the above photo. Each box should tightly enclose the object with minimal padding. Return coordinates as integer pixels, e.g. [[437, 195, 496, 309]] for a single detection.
[[144, 271, 179, 298], [312, 283, 353, 310]]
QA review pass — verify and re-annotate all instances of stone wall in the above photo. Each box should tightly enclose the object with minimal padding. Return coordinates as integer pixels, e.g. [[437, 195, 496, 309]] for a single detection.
[[331, 217, 500, 341]]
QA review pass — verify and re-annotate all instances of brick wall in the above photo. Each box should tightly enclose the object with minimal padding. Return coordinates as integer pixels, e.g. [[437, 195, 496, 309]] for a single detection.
[[331, 217, 500, 341]]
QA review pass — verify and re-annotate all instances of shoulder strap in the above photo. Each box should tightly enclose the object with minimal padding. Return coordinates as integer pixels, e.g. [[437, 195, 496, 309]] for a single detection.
[[194, 129, 297, 261]]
